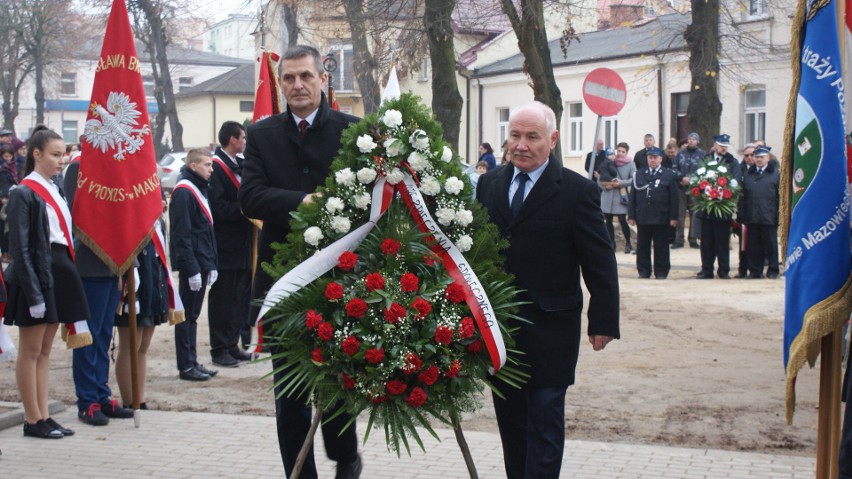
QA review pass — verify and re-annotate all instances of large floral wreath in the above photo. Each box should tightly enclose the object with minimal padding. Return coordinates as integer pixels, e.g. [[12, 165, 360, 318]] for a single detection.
[[689, 157, 742, 218], [260, 93, 524, 455]]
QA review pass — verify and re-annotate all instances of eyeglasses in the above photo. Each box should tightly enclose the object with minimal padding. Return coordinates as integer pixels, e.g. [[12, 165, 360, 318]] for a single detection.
[[743, 153, 754, 157]]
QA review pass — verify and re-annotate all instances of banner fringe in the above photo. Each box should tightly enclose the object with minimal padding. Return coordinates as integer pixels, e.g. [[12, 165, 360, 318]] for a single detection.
[[168, 309, 185, 326], [73, 225, 154, 276], [63, 329, 93, 350]]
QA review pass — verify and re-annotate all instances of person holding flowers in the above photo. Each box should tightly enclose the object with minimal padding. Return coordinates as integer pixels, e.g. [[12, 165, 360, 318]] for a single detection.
[[476, 101, 620, 479], [738, 146, 779, 279], [239, 45, 362, 478], [695, 134, 740, 279]]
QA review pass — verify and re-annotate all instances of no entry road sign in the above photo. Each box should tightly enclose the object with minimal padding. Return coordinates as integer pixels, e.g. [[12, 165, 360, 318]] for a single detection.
[[583, 68, 627, 117]]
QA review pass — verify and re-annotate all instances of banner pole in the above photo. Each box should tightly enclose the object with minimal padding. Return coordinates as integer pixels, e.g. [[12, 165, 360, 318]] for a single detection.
[[815, 328, 842, 478]]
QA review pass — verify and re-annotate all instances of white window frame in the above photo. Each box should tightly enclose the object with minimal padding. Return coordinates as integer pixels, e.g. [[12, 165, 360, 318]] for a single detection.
[[178, 76, 193, 92], [743, 87, 766, 145], [329, 44, 354, 93], [566, 102, 583, 155], [143, 75, 155, 98], [603, 117, 619, 148], [497, 107, 510, 150], [747, 0, 768, 18], [60, 72, 76, 96], [62, 120, 78, 143], [419, 56, 429, 82]]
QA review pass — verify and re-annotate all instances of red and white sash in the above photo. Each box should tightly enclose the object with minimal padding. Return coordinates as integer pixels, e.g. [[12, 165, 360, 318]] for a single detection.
[[254, 174, 507, 372], [173, 179, 213, 225], [151, 220, 185, 324], [21, 177, 75, 262], [212, 156, 241, 190]]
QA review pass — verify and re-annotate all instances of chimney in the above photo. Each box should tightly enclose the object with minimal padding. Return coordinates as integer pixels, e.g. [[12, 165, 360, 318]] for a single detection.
[[609, 4, 644, 27]]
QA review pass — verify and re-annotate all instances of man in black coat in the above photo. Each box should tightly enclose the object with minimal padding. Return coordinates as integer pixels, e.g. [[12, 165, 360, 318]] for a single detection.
[[476, 101, 620, 479], [238, 45, 362, 479], [738, 145, 779, 279], [169, 149, 219, 381], [584, 138, 606, 180], [207, 121, 253, 367], [696, 134, 741, 279], [628, 147, 679, 279], [632, 133, 656, 171]]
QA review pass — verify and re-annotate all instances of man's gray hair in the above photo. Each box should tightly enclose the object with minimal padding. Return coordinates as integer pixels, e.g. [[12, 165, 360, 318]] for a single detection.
[[279, 45, 325, 76], [511, 101, 557, 135]]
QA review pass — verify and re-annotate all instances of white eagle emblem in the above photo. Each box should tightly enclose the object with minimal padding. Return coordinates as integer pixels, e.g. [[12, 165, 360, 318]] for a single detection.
[[84, 91, 150, 161]]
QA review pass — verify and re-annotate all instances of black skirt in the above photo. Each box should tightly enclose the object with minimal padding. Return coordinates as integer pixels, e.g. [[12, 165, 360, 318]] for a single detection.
[[4, 243, 90, 327]]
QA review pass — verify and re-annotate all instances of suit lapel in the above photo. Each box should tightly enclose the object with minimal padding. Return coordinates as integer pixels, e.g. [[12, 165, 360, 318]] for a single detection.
[[491, 165, 514, 226], [511, 157, 560, 227]]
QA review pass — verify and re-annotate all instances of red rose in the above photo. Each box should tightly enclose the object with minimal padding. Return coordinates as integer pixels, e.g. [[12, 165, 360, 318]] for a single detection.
[[317, 322, 334, 341], [369, 394, 388, 404], [417, 365, 440, 386], [325, 282, 344, 301], [422, 255, 436, 266], [311, 348, 324, 363], [365, 347, 385, 364], [446, 360, 461, 378], [386, 379, 407, 395], [458, 317, 475, 339], [383, 302, 406, 324], [444, 282, 466, 304], [699, 180, 709, 190], [717, 176, 728, 187], [381, 238, 401, 255], [709, 189, 719, 199], [467, 339, 483, 354], [365, 272, 385, 292], [405, 387, 427, 408], [341, 373, 356, 390], [402, 353, 422, 375], [338, 251, 358, 271], [400, 273, 419, 293], [434, 325, 453, 345], [346, 298, 368, 318], [411, 297, 432, 319], [341, 335, 360, 356], [305, 310, 323, 329], [691, 187, 701, 197], [722, 189, 732, 199]]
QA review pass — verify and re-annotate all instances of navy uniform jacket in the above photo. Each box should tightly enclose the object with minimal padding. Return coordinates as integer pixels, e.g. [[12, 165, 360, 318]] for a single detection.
[[738, 163, 780, 226], [209, 147, 253, 271], [476, 156, 620, 388], [628, 167, 680, 225], [169, 166, 217, 276]]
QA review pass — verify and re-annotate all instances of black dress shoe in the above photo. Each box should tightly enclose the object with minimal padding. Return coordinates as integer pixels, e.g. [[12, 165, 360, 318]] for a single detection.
[[718, 273, 730, 279], [212, 353, 240, 367], [229, 348, 254, 362], [336, 455, 362, 479], [195, 363, 219, 377], [179, 367, 211, 381], [656, 274, 668, 279], [45, 417, 74, 436], [767, 272, 779, 279], [23, 420, 63, 439], [689, 241, 700, 249], [696, 271, 713, 279], [671, 243, 684, 249], [638, 274, 651, 279]]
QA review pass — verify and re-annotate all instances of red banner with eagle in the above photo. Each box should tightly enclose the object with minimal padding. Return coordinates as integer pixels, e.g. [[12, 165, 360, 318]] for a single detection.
[[73, 0, 162, 274], [252, 50, 281, 123]]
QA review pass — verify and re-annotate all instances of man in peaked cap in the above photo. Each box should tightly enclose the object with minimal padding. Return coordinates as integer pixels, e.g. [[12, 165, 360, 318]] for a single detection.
[[695, 134, 740, 279]]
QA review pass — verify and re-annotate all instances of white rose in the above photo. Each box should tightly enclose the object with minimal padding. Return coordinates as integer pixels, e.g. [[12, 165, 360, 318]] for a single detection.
[[444, 176, 464, 195], [708, 160, 718, 166], [420, 176, 441, 196], [386, 168, 404, 185], [356, 135, 377, 154], [407, 151, 430, 172], [353, 192, 371, 210], [409, 129, 429, 150], [325, 197, 345, 213], [441, 145, 453, 163], [455, 209, 473, 227], [381, 109, 403, 128], [436, 207, 455, 226], [357, 167, 377, 184], [706, 170, 717, 179], [330, 216, 351, 234], [696, 167, 706, 175], [718, 166, 728, 173], [730, 179, 739, 188], [336, 168, 356, 186], [304, 226, 324, 246], [455, 235, 473, 252], [384, 138, 405, 157]]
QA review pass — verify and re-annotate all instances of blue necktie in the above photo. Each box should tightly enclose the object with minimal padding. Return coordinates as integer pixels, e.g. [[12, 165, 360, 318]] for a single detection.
[[511, 173, 529, 218]]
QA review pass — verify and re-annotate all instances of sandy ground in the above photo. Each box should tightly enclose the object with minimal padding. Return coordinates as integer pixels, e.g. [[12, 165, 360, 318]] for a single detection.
[[0, 236, 830, 457]]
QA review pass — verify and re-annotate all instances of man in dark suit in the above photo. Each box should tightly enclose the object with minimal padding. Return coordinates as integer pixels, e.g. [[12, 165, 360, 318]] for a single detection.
[[238, 45, 362, 479], [632, 133, 656, 171], [476, 101, 620, 479], [627, 147, 679, 279], [208, 121, 253, 367], [696, 133, 740, 279]]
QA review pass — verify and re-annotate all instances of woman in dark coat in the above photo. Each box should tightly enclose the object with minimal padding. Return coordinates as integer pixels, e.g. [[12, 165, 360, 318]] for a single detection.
[[478, 142, 497, 171]]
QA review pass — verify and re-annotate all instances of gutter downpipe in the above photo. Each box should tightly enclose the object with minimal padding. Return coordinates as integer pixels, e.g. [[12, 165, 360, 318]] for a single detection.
[[657, 57, 664, 145], [457, 67, 473, 164]]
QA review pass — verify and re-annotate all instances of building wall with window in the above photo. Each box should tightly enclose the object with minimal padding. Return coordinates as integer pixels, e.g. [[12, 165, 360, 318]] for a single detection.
[[177, 94, 254, 148]]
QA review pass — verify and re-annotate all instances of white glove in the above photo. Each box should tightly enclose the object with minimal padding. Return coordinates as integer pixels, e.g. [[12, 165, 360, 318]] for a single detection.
[[133, 267, 140, 292], [29, 303, 46, 319], [188, 273, 202, 292], [207, 270, 218, 286]]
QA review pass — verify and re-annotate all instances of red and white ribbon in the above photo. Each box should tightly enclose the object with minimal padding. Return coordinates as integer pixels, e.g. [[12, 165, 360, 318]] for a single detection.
[[151, 221, 185, 323], [173, 179, 213, 225], [252, 174, 507, 372]]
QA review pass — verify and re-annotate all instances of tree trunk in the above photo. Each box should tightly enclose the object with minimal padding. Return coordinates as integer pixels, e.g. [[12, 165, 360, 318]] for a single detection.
[[498, 0, 563, 158], [685, 0, 722, 150], [340, 0, 381, 115], [283, 2, 299, 47], [34, 53, 45, 125], [425, 0, 463, 152]]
